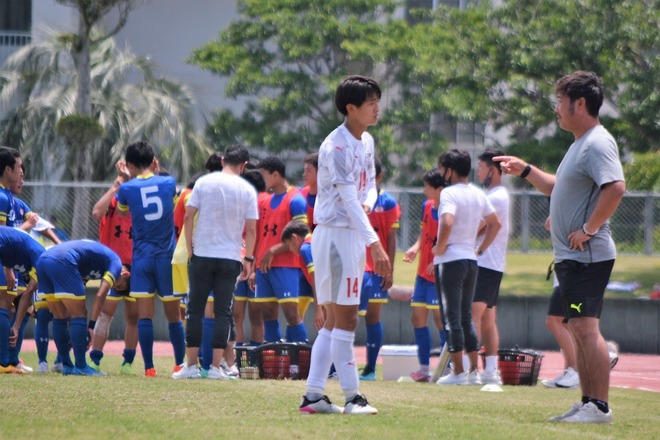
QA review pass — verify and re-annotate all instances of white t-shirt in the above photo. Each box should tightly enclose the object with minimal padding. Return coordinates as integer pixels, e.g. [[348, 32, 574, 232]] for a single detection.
[[314, 124, 379, 246], [477, 185, 509, 272], [186, 171, 258, 260], [433, 183, 495, 265]]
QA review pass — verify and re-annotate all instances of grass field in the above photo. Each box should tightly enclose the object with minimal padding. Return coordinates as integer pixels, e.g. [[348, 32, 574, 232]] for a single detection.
[[394, 252, 660, 297], [3, 352, 659, 439]]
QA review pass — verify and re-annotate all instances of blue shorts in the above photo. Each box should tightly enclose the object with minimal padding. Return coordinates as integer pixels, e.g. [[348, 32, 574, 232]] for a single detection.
[[130, 255, 176, 301], [254, 268, 300, 304], [107, 287, 137, 302], [411, 276, 440, 309], [0, 269, 26, 297], [32, 290, 49, 310], [234, 280, 255, 301], [299, 275, 313, 299], [36, 256, 86, 300], [358, 271, 389, 314]]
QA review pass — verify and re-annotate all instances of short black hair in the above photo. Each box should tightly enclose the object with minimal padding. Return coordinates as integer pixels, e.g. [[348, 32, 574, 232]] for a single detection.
[[205, 152, 223, 172], [422, 168, 444, 189], [303, 152, 318, 170], [0, 146, 21, 178], [555, 71, 604, 118], [438, 149, 471, 178], [186, 172, 204, 190], [281, 220, 310, 242], [241, 169, 266, 193], [374, 156, 382, 177], [224, 144, 250, 166], [125, 141, 155, 169], [258, 156, 286, 178], [478, 147, 505, 174], [335, 75, 381, 116]]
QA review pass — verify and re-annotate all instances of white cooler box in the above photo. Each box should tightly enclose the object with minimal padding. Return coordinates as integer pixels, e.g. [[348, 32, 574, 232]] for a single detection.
[[381, 345, 418, 381]]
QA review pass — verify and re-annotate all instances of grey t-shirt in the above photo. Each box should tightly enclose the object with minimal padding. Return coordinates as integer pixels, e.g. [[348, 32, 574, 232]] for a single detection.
[[550, 125, 624, 263]]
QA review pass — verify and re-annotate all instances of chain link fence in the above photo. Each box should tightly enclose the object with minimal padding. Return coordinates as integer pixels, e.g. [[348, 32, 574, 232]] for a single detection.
[[391, 188, 659, 255], [20, 182, 660, 255]]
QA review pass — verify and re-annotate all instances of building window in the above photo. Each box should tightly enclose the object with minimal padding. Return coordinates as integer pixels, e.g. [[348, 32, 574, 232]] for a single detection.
[[0, 0, 32, 66]]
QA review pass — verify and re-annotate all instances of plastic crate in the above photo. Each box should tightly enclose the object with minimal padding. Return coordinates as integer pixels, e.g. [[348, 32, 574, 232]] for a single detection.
[[257, 342, 311, 380], [497, 348, 544, 386]]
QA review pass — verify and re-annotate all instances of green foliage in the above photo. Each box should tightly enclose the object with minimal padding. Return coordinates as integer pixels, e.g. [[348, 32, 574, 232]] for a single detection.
[[55, 114, 105, 148], [624, 151, 660, 191], [189, 0, 400, 160]]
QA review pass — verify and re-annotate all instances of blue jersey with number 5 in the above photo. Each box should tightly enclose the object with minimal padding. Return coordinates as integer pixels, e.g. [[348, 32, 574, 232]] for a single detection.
[[117, 173, 176, 258]]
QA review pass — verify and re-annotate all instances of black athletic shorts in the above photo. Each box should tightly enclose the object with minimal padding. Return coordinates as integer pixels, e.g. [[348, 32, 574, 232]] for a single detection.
[[554, 259, 614, 320], [473, 267, 503, 308], [546, 285, 567, 320]]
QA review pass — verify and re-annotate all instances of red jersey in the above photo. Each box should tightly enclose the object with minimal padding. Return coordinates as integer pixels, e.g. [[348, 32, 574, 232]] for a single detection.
[[299, 185, 316, 230], [173, 188, 192, 241], [365, 189, 400, 272], [99, 197, 133, 265], [418, 200, 439, 283], [255, 188, 305, 268]]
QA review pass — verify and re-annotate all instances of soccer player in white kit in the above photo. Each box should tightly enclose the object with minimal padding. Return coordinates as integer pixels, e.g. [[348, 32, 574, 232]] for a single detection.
[[299, 75, 390, 415]]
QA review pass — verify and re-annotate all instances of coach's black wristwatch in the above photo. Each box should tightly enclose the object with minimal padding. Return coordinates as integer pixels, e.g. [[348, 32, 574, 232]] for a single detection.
[[243, 256, 255, 263]]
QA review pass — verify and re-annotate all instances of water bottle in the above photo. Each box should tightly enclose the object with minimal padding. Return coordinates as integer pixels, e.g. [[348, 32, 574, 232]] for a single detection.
[[289, 364, 299, 380]]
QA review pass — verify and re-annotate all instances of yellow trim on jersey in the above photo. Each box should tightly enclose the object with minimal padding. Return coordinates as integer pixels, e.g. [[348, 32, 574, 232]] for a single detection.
[[358, 310, 367, 317], [29, 268, 38, 282], [5, 290, 18, 297], [130, 292, 155, 299], [292, 213, 308, 223], [54, 293, 86, 300], [107, 295, 136, 303], [277, 298, 299, 304], [160, 295, 181, 302], [41, 293, 56, 300], [410, 302, 440, 310], [368, 298, 388, 304], [251, 297, 278, 304], [137, 172, 154, 179], [297, 297, 314, 317], [0, 213, 6, 222], [306, 263, 314, 274], [392, 221, 400, 229], [103, 272, 116, 288], [234, 296, 248, 302], [117, 202, 129, 212], [33, 301, 49, 311]]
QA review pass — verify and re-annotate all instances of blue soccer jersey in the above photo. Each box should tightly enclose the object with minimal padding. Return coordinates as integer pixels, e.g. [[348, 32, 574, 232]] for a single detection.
[[116, 173, 176, 259], [0, 185, 14, 225], [37, 240, 122, 298], [10, 198, 31, 229], [0, 226, 45, 283]]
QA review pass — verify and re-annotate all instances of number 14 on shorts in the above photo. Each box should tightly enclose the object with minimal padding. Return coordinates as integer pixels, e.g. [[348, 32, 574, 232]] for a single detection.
[[346, 277, 359, 298]]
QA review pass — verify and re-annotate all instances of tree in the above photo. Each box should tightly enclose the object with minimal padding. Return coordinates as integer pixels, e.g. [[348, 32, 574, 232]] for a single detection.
[[189, 0, 400, 163], [0, 31, 209, 237]]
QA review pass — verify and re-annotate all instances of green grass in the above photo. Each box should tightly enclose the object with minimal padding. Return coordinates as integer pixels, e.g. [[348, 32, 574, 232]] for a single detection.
[[394, 252, 660, 297], [3, 352, 659, 439]]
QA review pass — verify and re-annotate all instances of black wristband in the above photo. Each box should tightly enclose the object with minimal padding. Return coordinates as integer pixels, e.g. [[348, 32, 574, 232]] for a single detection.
[[88, 320, 96, 330], [243, 256, 254, 263], [520, 164, 532, 179]]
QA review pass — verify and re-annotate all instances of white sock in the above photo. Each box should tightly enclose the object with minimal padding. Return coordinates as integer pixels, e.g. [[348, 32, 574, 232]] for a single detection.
[[485, 355, 498, 372], [305, 328, 333, 399], [462, 353, 471, 371], [331, 328, 359, 402]]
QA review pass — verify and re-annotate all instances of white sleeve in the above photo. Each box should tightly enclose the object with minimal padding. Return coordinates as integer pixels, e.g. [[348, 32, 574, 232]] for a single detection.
[[337, 183, 379, 246]]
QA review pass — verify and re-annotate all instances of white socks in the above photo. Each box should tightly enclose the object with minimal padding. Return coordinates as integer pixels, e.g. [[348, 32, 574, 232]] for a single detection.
[[305, 328, 333, 399], [485, 355, 498, 372], [331, 328, 359, 401]]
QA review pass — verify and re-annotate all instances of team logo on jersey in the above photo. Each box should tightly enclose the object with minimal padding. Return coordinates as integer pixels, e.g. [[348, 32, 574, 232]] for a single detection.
[[13, 264, 26, 274], [88, 270, 102, 279]]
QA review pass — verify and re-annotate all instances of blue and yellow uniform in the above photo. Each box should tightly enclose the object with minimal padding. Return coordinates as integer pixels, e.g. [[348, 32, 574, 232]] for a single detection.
[[0, 227, 45, 369], [0, 184, 14, 225], [359, 188, 400, 314], [117, 173, 176, 299], [296, 235, 315, 318], [37, 240, 122, 301], [411, 200, 441, 310]]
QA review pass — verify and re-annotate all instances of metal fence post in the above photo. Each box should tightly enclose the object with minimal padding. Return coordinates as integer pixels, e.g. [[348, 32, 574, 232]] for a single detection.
[[645, 193, 654, 255], [521, 190, 530, 252]]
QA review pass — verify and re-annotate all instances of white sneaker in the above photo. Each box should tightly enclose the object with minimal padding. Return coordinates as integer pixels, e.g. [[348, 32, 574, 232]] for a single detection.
[[17, 360, 33, 373], [171, 364, 202, 379], [37, 361, 49, 374], [555, 367, 580, 388], [480, 369, 502, 385], [51, 362, 63, 374], [207, 365, 230, 380], [548, 402, 583, 422], [560, 402, 612, 424], [467, 370, 481, 385], [299, 395, 343, 414], [343, 394, 378, 415], [436, 371, 468, 385], [224, 363, 240, 377]]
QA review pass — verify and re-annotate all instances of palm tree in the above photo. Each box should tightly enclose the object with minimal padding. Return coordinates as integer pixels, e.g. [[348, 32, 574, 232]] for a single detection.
[[0, 29, 210, 237]]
